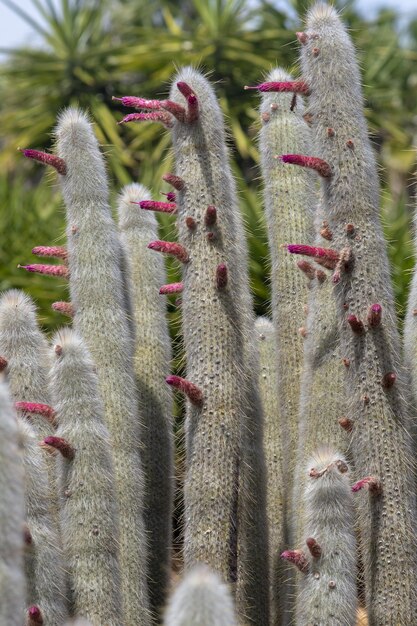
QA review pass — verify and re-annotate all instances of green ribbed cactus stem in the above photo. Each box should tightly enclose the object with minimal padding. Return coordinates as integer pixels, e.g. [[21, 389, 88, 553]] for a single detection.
[[55, 108, 151, 625], [293, 448, 357, 625], [163, 566, 238, 626], [162, 67, 268, 623], [17, 417, 68, 625], [0, 378, 26, 626], [117, 183, 174, 618], [255, 318, 284, 626], [258, 68, 314, 532], [295, 4, 417, 621], [50, 328, 123, 626], [293, 204, 349, 548]]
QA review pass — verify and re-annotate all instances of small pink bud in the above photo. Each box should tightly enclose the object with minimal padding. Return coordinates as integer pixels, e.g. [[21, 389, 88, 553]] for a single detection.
[[296, 260, 316, 280], [296, 31, 308, 44], [0, 356, 7, 372], [27, 605, 43, 625], [368, 304, 382, 328], [15, 402, 56, 425], [23, 523, 32, 545], [18, 264, 69, 278], [320, 221, 333, 241], [347, 315, 364, 334], [338, 417, 353, 432], [162, 191, 176, 202], [166, 375, 203, 406], [186, 217, 196, 230], [216, 263, 228, 290], [306, 537, 322, 558], [159, 282, 184, 295], [382, 372, 396, 389], [277, 154, 332, 178], [205, 205, 217, 227], [20, 149, 66, 175], [54, 344, 63, 356], [244, 80, 310, 95], [280, 549, 309, 574], [162, 173, 185, 191], [137, 200, 177, 214], [148, 240, 189, 263], [352, 476, 381, 495], [52, 301, 74, 317], [40, 436, 75, 460]]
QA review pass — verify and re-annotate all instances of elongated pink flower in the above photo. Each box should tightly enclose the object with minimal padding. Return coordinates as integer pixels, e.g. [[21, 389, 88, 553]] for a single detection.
[[20, 149, 67, 175], [159, 282, 184, 295], [244, 80, 310, 94], [278, 154, 332, 178], [148, 240, 189, 263], [18, 263, 69, 278], [166, 375, 203, 406]]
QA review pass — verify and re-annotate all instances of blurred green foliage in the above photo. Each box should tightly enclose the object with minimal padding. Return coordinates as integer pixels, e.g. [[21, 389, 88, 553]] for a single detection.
[[1, 0, 417, 331]]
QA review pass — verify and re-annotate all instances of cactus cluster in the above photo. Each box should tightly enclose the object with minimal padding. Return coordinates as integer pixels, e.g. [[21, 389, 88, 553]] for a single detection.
[[2, 3, 417, 626]]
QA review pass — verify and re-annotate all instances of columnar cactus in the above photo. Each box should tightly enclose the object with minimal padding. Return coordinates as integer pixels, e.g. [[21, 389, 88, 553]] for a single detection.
[[289, 448, 357, 626], [49, 328, 123, 626], [0, 378, 26, 626], [255, 317, 284, 626], [284, 3, 417, 622], [55, 108, 151, 624], [163, 565, 237, 626], [117, 183, 174, 616]]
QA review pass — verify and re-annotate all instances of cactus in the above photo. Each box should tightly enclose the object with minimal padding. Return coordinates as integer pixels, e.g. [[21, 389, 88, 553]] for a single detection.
[[49, 328, 123, 626], [254, 317, 284, 626], [17, 416, 68, 625], [290, 448, 357, 626], [288, 3, 417, 622], [54, 108, 151, 625], [117, 183, 174, 617], [0, 377, 26, 626], [163, 565, 237, 626]]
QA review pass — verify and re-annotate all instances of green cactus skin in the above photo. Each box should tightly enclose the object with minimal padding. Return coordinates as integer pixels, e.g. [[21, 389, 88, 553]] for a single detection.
[[293, 205, 350, 547], [50, 328, 123, 626], [0, 378, 26, 626], [0, 290, 68, 625], [55, 108, 151, 625], [17, 416, 68, 625], [295, 448, 357, 626], [117, 183, 174, 617], [168, 68, 268, 623], [163, 565, 238, 626], [255, 317, 285, 626], [259, 68, 314, 529], [298, 4, 417, 622]]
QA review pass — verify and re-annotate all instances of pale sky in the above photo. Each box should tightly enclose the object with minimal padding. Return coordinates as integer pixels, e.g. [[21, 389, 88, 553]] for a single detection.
[[0, 0, 416, 51]]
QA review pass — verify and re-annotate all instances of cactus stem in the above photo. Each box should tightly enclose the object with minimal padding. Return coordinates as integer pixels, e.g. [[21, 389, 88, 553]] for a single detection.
[[15, 401, 56, 425], [162, 172, 185, 190], [347, 315, 364, 334], [382, 372, 396, 389], [277, 154, 332, 178], [51, 301, 74, 317], [205, 205, 217, 226], [118, 112, 174, 127], [297, 259, 316, 280], [306, 537, 322, 558], [244, 81, 310, 94], [186, 217, 197, 230], [166, 375, 203, 406], [280, 550, 309, 574], [287, 244, 339, 269], [40, 435, 75, 460], [338, 417, 353, 432], [0, 356, 7, 371], [27, 605, 44, 625], [368, 303, 382, 328], [159, 282, 184, 295], [352, 476, 382, 495], [216, 263, 228, 290], [137, 200, 177, 214], [32, 246, 68, 261], [18, 263, 69, 278], [148, 240, 189, 263], [19, 148, 67, 175]]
